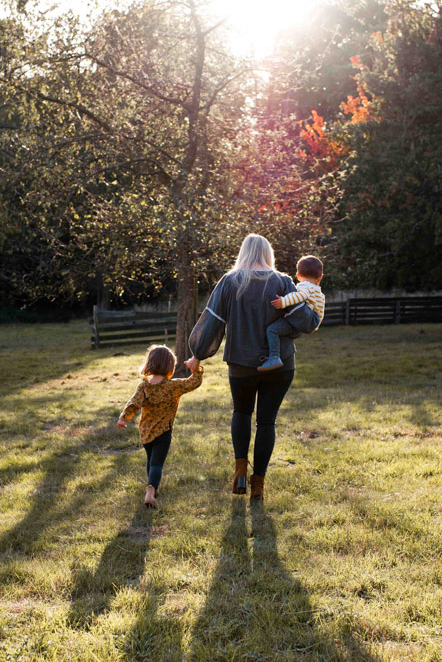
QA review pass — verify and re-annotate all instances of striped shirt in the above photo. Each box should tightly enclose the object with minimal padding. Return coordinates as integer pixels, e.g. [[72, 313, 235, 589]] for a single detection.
[[281, 281, 325, 328]]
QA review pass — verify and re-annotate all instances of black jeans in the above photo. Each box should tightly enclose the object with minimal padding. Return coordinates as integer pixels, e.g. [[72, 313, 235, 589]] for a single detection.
[[143, 429, 172, 490], [229, 369, 294, 476]]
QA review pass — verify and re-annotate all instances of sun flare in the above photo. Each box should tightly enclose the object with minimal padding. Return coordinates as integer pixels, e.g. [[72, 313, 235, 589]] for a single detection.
[[24, 0, 320, 58], [215, 0, 320, 56]]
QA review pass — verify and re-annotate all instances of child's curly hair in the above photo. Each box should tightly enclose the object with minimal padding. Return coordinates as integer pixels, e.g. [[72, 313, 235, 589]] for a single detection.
[[141, 345, 176, 377]]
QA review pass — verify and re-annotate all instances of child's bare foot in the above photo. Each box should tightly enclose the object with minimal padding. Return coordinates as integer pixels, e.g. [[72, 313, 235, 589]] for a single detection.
[[144, 486, 158, 508]]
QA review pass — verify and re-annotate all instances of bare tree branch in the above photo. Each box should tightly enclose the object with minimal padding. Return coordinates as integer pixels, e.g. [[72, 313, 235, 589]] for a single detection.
[[83, 52, 188, 108]]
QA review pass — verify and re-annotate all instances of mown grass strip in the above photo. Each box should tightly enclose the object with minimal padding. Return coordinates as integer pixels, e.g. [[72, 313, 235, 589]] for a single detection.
[[0, 321, 440, 661]]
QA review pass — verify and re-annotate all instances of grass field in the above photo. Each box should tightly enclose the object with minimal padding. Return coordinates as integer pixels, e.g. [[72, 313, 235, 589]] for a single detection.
[[0, 321, 441, 662]]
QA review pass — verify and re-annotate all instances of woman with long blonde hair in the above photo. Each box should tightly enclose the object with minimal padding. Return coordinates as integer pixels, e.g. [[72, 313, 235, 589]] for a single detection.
[[187, 234, 318, 501]]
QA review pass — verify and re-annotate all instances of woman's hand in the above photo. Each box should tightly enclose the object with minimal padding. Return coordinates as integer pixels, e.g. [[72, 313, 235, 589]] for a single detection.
[[117, 419, 127, 428], [271, 295, 283, 309], [184, 356, 200, 374]]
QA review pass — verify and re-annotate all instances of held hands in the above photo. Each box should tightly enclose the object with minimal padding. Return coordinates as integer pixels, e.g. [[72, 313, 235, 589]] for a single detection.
[[271, 295, 283, 309], [117, 419, 127, 429], [184, 356, 200, 374]]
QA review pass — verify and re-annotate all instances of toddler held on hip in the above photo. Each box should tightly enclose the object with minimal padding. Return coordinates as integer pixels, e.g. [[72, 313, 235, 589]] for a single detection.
[[258, 255, 325, 372], [117, 345, 203, 508]]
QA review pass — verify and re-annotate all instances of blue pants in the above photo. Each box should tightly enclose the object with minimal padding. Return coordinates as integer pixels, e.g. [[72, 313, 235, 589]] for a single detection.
[[143, 429, 172, 490], [266, 303, 320, 357], [266, 318, 295, 358]]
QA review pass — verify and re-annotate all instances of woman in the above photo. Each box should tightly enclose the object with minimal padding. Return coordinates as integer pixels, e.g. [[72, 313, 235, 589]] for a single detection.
[[186, 234, 317, 501]]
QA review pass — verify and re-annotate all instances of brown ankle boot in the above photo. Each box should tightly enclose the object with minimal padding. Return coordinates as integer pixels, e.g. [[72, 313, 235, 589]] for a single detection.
[[232, 458, 248, 494], [250, 474, 264, 501]]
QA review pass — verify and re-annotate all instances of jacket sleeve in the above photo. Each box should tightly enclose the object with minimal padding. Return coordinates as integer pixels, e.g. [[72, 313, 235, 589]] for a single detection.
[[171, 367, 204, 396], [280, 283, 308, 309], [281, 275, 298, 298], [188, 277, 227, 360], [119, 382, 146, 421]]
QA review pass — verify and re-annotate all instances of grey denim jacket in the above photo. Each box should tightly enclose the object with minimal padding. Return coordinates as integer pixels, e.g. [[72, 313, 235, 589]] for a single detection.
[[189, 270, 300, 368]]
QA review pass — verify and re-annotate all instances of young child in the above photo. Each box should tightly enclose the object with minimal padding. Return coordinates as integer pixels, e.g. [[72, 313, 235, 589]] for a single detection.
[[258, 255, 325, 371], [117, 345, 203, 508]]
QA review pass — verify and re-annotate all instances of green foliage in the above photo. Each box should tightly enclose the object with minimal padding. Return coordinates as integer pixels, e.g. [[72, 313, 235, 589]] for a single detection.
[[329, 1, 442, 290], [267, 0, 388, 121], [1, 0, 441, 311], [0, 0, 249, 308]]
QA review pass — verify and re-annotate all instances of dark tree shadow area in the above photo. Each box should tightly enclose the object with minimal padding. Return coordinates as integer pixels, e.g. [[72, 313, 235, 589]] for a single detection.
[[189, 499, 380, 662], [0, 417, 136, 565], [0, 438, 124, 558]]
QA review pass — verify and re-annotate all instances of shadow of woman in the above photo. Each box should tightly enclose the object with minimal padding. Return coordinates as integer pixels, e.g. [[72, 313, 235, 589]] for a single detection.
[[189, 499, 380, 662]]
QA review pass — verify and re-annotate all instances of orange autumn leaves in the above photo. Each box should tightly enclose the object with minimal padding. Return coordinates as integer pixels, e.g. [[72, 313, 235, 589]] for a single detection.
[[340, 84, 379, 124], [259, 53, 381, 217], [298, 110, 345, 170]]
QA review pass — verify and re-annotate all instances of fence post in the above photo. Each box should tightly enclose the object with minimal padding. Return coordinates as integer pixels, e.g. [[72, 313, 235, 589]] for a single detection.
[[93, 305, 100, 349], [394, 300, 401, 324], [345, 300, 350, 325]]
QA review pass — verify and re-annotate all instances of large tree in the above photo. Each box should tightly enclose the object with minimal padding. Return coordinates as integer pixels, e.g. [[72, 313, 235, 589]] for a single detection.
[[1, 0, 250, 368]]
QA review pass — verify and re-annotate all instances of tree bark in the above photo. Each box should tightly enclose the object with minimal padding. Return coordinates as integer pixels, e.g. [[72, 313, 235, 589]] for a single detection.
[[172, 2, 205, 375], [96, 272, 110, 310], [174, 247, 195, 375]]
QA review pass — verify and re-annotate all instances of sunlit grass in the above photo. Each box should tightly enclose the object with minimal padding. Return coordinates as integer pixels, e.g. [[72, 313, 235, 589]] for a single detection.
[[0, 321, 441, 661]]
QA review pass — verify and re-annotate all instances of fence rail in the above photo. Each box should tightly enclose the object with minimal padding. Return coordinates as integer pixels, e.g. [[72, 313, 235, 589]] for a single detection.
[[91, 306, 177, 349], [91, 296, 442, 348], [321, 296, 442, 327]]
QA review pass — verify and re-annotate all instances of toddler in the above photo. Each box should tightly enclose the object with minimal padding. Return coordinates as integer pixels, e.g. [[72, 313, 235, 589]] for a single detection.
[[117, 345, 203, 507], [258, 255, 325, 371]]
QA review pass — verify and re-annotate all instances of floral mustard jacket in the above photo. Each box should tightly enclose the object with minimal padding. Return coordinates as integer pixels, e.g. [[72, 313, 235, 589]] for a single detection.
[[119, 367, 203, 444]]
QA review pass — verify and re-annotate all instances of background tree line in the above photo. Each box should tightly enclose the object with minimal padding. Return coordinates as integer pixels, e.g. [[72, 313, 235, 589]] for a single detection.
[[1, 0, 441, 352]]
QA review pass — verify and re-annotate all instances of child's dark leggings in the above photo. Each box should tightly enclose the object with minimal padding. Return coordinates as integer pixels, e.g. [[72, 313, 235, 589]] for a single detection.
[[266, 317, 295, 358], [143, 429, 172, 491]]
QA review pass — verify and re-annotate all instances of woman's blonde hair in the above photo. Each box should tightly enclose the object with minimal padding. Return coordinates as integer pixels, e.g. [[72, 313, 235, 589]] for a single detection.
[[140, 345, 176, 377], [229, 233, 275, 297]]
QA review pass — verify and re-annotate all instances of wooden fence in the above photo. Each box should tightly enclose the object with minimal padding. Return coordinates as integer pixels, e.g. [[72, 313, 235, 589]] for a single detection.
[[321, 296, 442, 327], [91, 306, 177, 349], [91, 296, 442, 348]]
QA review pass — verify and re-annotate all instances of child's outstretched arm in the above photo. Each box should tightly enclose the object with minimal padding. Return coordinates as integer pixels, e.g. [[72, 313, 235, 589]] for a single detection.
[[117, 382, 145, 428], [172, 366, 204, 396], [184, 357, 200, 373], [272, 285, 308, 309]]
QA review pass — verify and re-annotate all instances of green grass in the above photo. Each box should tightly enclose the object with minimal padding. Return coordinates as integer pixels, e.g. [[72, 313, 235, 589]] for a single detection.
[[0, 321, 441, 662]]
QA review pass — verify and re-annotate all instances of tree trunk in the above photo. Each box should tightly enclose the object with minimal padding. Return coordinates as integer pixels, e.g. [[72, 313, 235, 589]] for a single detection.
[[171, 2, 205, 376], [96, 272, 110, 310], [174, 249, 195, 376]]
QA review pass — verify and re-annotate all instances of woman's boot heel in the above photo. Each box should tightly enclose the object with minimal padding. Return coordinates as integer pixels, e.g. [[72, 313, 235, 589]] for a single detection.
[[233, 458, 248, 494], [250, 474, 264, 501]]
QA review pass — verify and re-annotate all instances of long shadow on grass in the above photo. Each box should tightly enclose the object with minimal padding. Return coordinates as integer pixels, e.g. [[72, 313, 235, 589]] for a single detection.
[[0, 434, 134, 561], [189, 499, 380, 662], [119, 555, 184, 662], [68, 502, 151, 630]]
